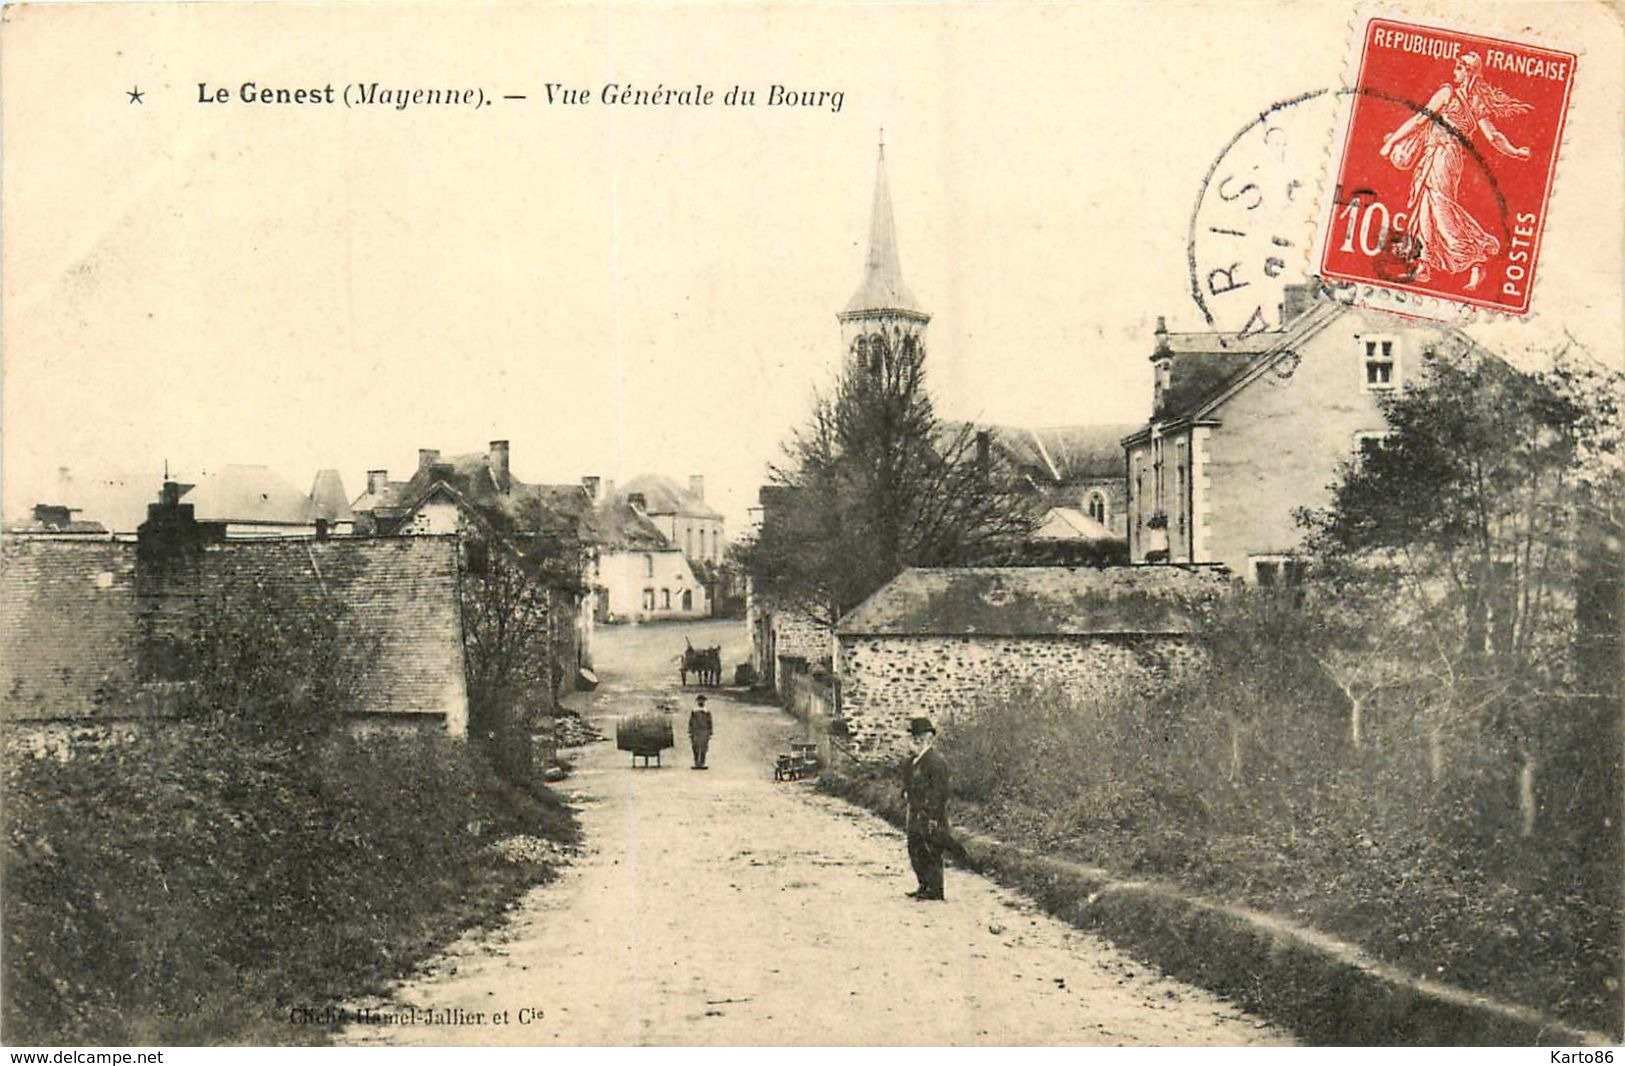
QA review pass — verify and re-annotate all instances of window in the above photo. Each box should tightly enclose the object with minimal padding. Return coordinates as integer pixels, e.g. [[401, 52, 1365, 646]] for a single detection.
[[1354, 430, 1390, 463], [682, 589, 693, 611], [641, 588, 655, 612], [1086, 491, 1107, 525], [661, 589, 671, 610], [643, 553, 654, 578], [1250, 555, 1309, 603], [1363, 336, 1398, 390], [686, 528, 694, 556], [1175, 440, 1187, 536]]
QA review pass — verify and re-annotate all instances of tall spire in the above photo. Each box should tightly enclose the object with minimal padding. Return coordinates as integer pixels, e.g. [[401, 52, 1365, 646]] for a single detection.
[[843, 135, 922, 317]]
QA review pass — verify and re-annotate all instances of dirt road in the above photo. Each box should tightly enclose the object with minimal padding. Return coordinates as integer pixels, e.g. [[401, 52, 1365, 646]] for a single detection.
[[340, 620, 1292, 1046]]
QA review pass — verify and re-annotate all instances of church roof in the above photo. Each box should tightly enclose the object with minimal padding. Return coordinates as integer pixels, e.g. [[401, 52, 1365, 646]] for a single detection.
[[985, 424, 1136, 484], [842, 145, 925, 319]]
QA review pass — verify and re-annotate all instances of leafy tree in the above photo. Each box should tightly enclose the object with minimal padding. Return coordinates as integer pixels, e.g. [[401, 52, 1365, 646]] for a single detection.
[[1300, 342, 1623, 839], [740, 333, 1039, 627]]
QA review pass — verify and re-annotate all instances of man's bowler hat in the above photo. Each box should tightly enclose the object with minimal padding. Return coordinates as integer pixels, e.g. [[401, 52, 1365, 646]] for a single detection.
[[908, 716, 936, 736], [696, 695, 707, 705]]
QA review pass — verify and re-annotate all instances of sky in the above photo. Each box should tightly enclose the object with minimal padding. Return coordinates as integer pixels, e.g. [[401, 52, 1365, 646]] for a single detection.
[[3, 1, 1620, 536]]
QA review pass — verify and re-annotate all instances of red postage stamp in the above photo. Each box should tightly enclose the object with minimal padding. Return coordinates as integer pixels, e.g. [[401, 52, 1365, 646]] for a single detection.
[[1320, 18, 1577, 316]]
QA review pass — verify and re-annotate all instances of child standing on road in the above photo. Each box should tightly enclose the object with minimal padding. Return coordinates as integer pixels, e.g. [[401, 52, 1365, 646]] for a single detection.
[[688, 695, 713, 770]]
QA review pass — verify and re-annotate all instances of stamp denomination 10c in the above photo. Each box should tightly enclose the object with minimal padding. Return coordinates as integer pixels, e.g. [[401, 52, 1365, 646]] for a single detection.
[[1319, 18, 1576, 317]]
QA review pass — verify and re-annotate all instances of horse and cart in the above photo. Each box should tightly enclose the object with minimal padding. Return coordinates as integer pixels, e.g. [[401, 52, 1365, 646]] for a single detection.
[[679, 640, 722, 687]]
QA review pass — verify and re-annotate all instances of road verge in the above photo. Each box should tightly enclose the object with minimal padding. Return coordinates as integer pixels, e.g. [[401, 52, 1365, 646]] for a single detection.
[[819, 768, 1612, 1046]]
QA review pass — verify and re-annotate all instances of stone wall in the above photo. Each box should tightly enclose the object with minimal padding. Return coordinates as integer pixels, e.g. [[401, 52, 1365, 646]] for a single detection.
[[837, 633, 1202, 760], [774, 609, 832, 665]]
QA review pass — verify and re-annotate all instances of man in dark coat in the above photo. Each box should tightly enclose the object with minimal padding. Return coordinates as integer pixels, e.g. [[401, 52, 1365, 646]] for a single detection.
[[901, 716, 949, 901], [688, 695, 714, 769]]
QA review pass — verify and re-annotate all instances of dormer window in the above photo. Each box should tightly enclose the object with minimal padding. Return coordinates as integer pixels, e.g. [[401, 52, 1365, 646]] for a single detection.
[[1363, 336, 1398, 390]]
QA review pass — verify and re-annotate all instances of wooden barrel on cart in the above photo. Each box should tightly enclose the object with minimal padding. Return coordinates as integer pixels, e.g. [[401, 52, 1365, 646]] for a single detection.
[[615, 712, 674, 756]]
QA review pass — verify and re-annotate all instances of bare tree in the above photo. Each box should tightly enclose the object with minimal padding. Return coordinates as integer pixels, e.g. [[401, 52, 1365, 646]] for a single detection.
[[740, 333, 1038, 627]]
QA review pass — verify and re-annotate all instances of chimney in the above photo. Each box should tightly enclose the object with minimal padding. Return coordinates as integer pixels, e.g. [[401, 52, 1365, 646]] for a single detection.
[[136, 480, 207, 681], [366, 469, 389, 495], [975, 430, 991, 469], [489, 440, 511, 493], [627, 492, 647, 513], [1151, 316, 1174, 415], [32, 504, 72, 529], [581, 475, 602, 502], [688, 475, 705, 502], [1281, 282, 1318, 324], [418, 448, 440, 472]]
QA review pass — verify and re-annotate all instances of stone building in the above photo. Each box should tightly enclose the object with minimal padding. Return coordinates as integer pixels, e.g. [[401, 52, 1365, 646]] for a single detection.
[[586, 485, 711, 623], [1, 485, 468, 755], [835, 566, 1224, 761], [1123, 285, 1482, 583], [614, 474, 725, 569], [349, 440, 595, 685]]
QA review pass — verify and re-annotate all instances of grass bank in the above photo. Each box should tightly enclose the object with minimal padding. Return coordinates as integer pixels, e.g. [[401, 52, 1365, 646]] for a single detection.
[[820, 765, 1612, 1046], [2, 728, 577, 1045]]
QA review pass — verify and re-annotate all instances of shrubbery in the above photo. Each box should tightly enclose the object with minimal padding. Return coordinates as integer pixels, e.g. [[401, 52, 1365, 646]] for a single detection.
[[939, 601, 1620, 1034], [2, 726, 576, 1045]]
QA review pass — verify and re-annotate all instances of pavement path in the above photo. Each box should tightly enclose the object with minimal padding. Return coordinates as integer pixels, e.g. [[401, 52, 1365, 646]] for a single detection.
[[339, 621, 1293, 1046]]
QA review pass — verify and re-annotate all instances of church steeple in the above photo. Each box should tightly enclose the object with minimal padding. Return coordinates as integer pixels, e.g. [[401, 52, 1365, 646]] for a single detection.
[[839, 135, 929, 375]]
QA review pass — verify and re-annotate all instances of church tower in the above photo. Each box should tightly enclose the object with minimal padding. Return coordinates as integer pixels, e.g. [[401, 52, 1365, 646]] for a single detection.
[[839, 139, 930, 376]]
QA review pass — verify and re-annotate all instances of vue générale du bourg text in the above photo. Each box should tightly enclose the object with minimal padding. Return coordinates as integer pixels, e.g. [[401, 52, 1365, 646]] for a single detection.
[[195, 81, 845, 112]]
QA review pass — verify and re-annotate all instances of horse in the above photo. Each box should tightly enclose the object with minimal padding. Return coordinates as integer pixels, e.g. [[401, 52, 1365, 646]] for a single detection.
[[680, 640, 723, 686]]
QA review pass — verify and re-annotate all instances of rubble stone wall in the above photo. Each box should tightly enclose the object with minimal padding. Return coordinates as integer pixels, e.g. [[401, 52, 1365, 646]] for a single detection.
[[837, 634, 1202, 760]]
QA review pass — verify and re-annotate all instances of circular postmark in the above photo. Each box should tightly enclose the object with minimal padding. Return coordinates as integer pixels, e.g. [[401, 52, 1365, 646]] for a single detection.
[[1189, 86, 1519, 331], [1187, 90, 1343, 339]]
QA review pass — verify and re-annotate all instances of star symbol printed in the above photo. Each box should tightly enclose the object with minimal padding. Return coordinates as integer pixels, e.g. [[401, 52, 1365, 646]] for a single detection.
[[127, 87, 144, 104]]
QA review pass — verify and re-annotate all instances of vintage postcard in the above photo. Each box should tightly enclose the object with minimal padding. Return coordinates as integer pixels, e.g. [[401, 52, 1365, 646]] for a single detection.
[[1, 0, 1620, 1053]]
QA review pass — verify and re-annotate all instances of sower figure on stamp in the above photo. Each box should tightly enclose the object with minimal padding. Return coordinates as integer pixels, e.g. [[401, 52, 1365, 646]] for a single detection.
[[1379, 51, 1533, 291], [688, 695, 713, 770], [901, 716, 949, 901]]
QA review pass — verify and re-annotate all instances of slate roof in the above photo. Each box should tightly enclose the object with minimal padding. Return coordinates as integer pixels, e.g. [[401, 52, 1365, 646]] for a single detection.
[[352, 451, 593, 538], [1032, 508, 1115, 542], [1, 540, 142, 720], [589, 498, 675, 552], [842, 146, 925, 319], [837, 566, 1227, 637], [1141, 302, 1347, 428], [28, 467, 339, 534], [985, 424, 1137, 483], [31, 473, 166, 535], [187, 464, 318, 525], [5, 509, 108, 535], [0, 536, 466, 722], [204, 538, 465, 720], [619, 474, 722, 520], [308, 469, 353, 522]]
